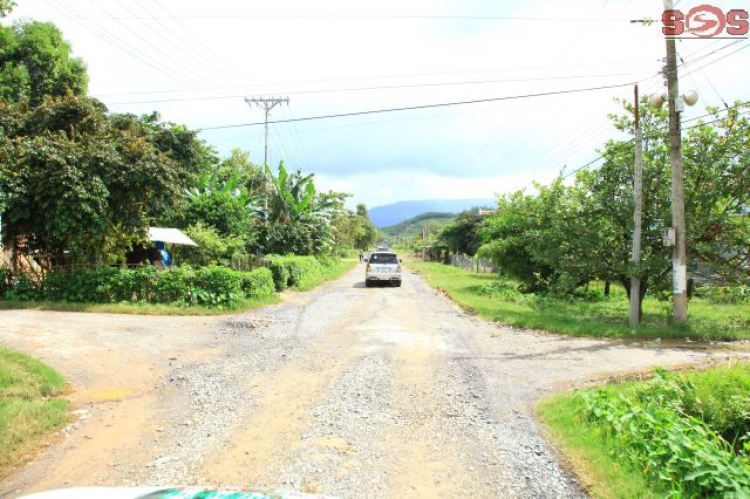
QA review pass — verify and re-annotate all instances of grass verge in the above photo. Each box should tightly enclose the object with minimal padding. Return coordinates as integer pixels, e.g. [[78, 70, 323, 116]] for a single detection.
[[0, 294, 280, 316], [0, 348, 69, 479], [0, 259, 356, 316], [293, 258, 358, 291], [407, 260, 750, 340], [538, 363, 750, 498], [537, 394, 662, 498]]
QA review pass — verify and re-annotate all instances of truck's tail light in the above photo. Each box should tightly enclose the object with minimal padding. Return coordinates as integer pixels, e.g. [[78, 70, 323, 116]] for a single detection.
[[396, 264, 402, 272], [366, 263, 371, 271]]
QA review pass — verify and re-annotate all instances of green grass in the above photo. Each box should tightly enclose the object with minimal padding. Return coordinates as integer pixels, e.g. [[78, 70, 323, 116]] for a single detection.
[[407, 260, 750, 340], [293, 258, 358, 291], [0, 348, 70, 479], [538, 394, 662, 499], [538, 363, 750, 498], [0, 294, 280, 316]]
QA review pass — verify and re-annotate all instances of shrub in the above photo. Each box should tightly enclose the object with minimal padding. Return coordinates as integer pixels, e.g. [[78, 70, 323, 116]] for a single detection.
[[696, 284, 750, 304], [0, 268, 11, 295], [192, 266, 243, 307], [263, 255, 326, 291], [578, 369, 750, 497], [4, 274, 40, 301], [264, 255, 291, 291], [153, 266, 195, 304], [240, 267, 275, 299], [283, 256, 323, 289]]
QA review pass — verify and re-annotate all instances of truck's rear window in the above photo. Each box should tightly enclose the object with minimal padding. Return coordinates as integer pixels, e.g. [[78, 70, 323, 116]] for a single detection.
[[370, 254, 398, 264]]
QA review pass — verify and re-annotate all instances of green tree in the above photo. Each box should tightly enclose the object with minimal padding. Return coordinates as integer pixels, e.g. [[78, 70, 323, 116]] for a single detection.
[[0, 95, 200, 264], [0, 0, 16, 17], [183, 169, 258, 241], [265, 161, 317, 224], [0, 20, 88, 105], [436, 211, 484, 256]]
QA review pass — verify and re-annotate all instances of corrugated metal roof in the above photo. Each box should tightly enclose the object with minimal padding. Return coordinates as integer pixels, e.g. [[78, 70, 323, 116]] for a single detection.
[[147, 227, 197, 246]]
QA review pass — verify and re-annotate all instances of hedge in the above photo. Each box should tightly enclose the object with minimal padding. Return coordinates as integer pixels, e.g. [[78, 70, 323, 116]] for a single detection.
[[1, 265, 275, 308], [263, 255, 327, 291]]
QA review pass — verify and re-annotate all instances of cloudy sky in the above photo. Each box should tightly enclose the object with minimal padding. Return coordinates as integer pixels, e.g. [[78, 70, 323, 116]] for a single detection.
[[7, 0, 749, 208]]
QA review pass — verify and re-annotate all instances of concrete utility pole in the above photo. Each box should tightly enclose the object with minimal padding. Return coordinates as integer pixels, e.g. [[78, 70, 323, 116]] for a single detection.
[[630, 84, 644, 328], [663, 1, 689, 324], [245, 96, 289, 233], [245, 96, 289, 167]]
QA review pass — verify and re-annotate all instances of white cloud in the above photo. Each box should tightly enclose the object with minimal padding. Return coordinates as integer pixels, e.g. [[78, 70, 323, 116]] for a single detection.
[[7, 0, 749, 205]]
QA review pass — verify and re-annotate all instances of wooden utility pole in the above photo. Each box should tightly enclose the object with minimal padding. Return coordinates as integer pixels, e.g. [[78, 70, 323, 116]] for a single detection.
[[630, 84, 644, 328], [664, 2, 689, 324]]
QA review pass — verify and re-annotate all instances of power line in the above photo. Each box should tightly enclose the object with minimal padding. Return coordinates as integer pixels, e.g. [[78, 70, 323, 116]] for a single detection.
[[105, 71, 653, 106], [85, 0, 211, 88], [196, 81, 637, 131], [45, 0, 201, 87], [95, 58, 661, 98], [562, 105, 750, 179], [44, 13, 639, 22]]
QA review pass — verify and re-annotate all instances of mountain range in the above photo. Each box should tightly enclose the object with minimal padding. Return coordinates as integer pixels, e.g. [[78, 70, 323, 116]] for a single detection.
[[368, 198, 495, 227]]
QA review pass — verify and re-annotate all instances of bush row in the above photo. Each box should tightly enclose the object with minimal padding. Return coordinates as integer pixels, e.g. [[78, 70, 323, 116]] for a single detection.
[[263, 255, 327, 291], [1, 265, 275, 308], [578, 368, 750, 497]]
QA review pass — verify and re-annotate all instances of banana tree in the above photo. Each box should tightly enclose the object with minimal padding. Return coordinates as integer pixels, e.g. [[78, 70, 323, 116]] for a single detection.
[[264, 161, 317, 223]]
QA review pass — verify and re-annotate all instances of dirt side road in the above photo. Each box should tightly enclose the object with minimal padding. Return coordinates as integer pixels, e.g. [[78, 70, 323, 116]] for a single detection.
[[0, 266, 742, 498]]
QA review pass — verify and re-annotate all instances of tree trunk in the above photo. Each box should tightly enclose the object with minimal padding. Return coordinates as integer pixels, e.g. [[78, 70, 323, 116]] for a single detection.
[[604, 281, 611, 296], [621, 277, 648, 324]]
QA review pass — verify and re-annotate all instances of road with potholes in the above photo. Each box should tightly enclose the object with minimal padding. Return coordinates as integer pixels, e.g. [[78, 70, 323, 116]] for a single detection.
[[0, 264, 741, 498]]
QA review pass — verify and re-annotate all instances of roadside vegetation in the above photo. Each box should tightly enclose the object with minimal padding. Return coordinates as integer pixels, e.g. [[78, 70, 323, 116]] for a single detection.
[[409, 97, 749, 331], [379, 212, 456, 247], [408, 260, 750, 340], [0, 257, 356, 315], [0, 5, 373, 313], [538, 363, 750, 498], [0, 347, 69, 479]]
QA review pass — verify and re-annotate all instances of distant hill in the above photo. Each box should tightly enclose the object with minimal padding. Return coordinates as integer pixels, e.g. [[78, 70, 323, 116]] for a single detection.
[[369, 198, 495, 227], [380, 212, 456, 243]]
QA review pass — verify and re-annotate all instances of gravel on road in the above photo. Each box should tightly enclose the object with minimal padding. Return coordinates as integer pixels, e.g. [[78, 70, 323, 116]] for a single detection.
[[0, 264, 742, 498]]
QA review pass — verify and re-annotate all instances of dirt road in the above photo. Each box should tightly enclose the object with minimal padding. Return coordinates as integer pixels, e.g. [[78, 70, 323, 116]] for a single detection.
[[0, 265, 741, 498]]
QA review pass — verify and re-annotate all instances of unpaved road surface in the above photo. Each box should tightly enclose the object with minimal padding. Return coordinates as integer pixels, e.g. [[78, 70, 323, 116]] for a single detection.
[[0, 265, 743, 498]]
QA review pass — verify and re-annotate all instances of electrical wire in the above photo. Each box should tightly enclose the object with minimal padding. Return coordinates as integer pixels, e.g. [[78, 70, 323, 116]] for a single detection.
[[94, 57, 661, 98], [195, 81, 637, 131], [84, 0, 211, 88], [562, 105, 750, 179], [104, 71, 654, 106], [44, 13, 640, 22], [44, 0, 201, 87]]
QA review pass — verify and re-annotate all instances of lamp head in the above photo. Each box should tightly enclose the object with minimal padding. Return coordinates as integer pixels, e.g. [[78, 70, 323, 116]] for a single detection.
[[683, 90, 699, 106], [648, 93, 665, 108]]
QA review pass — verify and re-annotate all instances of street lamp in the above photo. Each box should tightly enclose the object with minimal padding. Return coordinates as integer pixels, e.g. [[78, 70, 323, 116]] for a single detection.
[[647, 90, 699, 110], [648, 87, 698, 325]]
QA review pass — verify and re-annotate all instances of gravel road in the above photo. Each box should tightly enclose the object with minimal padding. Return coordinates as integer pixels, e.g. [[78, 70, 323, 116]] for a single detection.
[[0, 264, 741, 498]]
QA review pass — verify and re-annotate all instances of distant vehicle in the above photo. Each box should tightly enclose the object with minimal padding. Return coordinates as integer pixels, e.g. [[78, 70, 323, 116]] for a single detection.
[[365, 251, 402, 287], [375, 245, 390, 252]]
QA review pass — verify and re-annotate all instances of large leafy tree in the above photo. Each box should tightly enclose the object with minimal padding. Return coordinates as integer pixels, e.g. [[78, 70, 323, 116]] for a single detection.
[[0, 0, 15, 18], [183, 169, 258, 242], [436, 211, 485, 256], [0, 95, 202, 264], [480, 98, 750, 321], [0, 20, 88, 105]]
